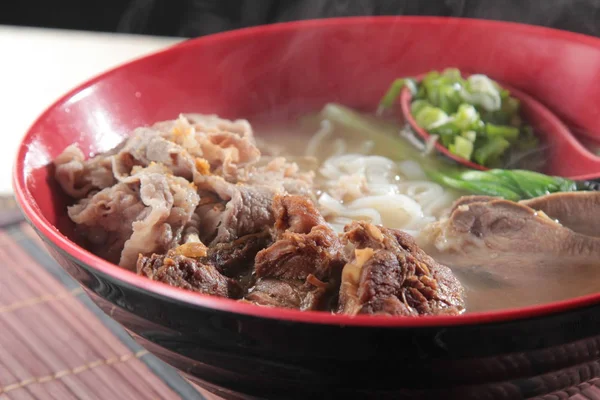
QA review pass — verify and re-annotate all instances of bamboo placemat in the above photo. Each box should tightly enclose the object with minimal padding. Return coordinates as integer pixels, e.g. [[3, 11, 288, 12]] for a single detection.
[[0, 197, 217, 400]]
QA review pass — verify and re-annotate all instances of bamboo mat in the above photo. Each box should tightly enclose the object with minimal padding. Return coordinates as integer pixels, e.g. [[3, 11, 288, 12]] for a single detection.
[[0, 201, 219, 399]]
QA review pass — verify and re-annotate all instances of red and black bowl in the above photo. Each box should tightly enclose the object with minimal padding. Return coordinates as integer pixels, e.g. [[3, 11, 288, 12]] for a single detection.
[[13, 17, 600, 400]]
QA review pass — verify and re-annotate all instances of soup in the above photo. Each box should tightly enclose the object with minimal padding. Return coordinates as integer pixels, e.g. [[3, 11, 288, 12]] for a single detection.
[[52, 104, 600, 315]]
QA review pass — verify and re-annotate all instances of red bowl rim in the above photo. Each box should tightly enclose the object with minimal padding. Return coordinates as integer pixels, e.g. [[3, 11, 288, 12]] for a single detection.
[[13, 16, 600, 328]]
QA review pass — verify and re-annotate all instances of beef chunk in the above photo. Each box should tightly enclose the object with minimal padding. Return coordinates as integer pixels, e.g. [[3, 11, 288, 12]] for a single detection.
[[137, 253, 241, 298], [338, 221, 465, 316], [206, 230, 274, 278], [243, 275, 331, 310], [244, 194, 344, 310]]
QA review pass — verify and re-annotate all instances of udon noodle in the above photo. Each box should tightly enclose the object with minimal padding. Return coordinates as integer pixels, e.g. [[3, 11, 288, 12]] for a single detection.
[[305, 119, 457, 235]]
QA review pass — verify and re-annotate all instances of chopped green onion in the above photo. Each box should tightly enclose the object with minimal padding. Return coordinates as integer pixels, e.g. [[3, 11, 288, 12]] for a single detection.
[[378, 69, 541, 169], [462, 130, 477, 142], [410, 99, 430, 116], [474, 137, 510, 166], [460, 74, 502, 112], [453, 104, 480, 131], [415, 106, 450, 130], [448, 136, 474, 160], [485, 123, 520, 142]]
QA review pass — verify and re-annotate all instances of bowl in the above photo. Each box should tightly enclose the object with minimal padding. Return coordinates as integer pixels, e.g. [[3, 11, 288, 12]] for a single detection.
[[13, 17, 600, 399]]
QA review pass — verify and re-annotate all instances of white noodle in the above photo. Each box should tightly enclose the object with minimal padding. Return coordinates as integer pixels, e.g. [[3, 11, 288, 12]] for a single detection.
[[303, 116, 458, 235], [314, 149, 457, 235]]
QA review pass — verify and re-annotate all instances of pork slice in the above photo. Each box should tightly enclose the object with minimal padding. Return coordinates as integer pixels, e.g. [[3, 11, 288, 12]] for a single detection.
[[184, 113, 255, 139], [54, 144, 119, 199], [67, 181, 145, 264], [137, 253, 240, 298], [241, 157, 315, 198], [209, 182, 278, 245], [244, 194, 345, 311], [520, 191, 600, 237], [156, 113, 261, 179], [338, 221, 465, 316], [115, 114, 261, 183], [68, 164, 200, 270], [113, 127, 199, 181]]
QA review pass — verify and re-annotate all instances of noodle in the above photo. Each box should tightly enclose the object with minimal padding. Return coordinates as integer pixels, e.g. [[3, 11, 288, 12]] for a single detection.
[[306, 122, 458, 234]]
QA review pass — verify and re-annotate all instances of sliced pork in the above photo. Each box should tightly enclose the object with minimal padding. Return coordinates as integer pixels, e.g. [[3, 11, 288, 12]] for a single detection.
[[54, 144, 119, 198], [68, 163, 200, 270]]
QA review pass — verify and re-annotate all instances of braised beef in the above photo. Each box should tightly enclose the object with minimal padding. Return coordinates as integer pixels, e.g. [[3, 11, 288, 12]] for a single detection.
[[338, 221, 465, 316], [137, 253, 241, 298], [206, 230, 274, 277], [245, 194, 344, 310], [243, 276, 331, 310]]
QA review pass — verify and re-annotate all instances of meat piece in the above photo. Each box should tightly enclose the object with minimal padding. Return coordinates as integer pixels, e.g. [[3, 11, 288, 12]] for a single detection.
[[254, 195, 344, 281], [153, 113, 261, 180], [520, 191, 600, 237], [137, 253, 240, 298], [272, 189, 326, 235], [113, 127, 199, 181], [422, 197, 600, 263], [420, 196, 600, 309], [68, 181, 144, 264], [243, 276, 331, 310], [338, 221, 465, 316], [193, 162, 316, 245], [245, 194, 344, 310], [240, 157, 315, 198], [208, 181, 278, 245], [254, 225, 342, 281], [54, 144, 118, 198], [206, 230, 274, 278], [69, 164, 200, 270]]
